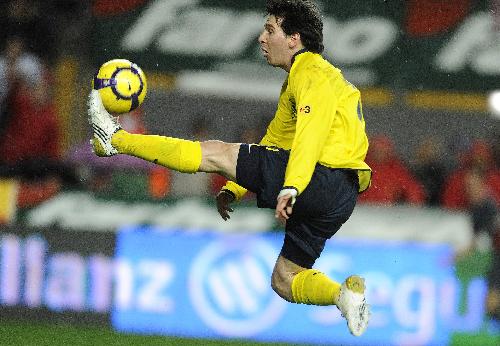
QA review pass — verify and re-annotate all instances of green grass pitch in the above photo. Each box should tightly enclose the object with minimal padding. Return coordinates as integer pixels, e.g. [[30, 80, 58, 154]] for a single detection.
[[0, 320, 497, 346], [0, 321, 300, 346]]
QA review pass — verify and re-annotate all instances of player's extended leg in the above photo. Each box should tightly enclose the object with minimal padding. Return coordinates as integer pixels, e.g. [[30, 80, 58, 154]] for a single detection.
[[88, 90, 239, 180], [272, 255, 369, 336]]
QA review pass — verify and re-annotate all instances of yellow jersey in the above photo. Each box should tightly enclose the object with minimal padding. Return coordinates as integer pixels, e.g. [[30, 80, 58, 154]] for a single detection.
[[224, 51, 371, 199]]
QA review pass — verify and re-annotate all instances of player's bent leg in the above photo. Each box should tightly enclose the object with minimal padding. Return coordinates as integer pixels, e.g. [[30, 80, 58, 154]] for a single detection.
[[337, 275, 370, 336], [273, 255, 370, 336]]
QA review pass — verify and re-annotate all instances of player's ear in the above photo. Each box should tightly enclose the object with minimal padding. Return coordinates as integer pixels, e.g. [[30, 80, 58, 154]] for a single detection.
[[288, 32, 301, 49]]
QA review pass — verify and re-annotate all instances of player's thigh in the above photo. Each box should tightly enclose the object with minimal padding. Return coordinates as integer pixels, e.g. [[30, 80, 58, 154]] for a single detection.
[[199, 141, 240, 180]]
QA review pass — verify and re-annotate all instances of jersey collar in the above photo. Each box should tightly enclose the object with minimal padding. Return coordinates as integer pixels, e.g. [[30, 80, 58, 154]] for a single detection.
[[291, 48, 308, 67]]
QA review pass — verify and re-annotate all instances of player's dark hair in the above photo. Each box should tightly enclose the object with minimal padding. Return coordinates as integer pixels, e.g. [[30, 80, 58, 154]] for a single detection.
[[266, 0, 324, 54]]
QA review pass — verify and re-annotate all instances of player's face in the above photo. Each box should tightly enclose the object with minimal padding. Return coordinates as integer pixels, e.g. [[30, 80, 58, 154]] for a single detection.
[[258, 15, 293, 71]]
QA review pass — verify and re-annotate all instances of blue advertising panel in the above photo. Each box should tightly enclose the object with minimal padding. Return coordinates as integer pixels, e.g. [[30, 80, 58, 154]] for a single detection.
[[112, 227, 462, 345]]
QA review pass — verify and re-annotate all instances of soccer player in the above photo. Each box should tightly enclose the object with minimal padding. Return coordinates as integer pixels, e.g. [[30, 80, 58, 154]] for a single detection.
[[89, 0, 371, 336]]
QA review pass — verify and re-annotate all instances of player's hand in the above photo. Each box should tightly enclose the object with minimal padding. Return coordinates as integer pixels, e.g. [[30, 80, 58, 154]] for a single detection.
[[216, 190, 235, 221], [275, 187, 298, 223]]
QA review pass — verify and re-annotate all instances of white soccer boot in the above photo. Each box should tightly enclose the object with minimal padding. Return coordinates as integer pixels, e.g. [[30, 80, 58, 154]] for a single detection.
[[337, 275, 370, 337], [87, 90, 122, 157]]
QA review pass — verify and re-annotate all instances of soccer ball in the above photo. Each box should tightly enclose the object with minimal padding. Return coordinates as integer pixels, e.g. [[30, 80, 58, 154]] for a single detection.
[[92, 59, 147, 114]]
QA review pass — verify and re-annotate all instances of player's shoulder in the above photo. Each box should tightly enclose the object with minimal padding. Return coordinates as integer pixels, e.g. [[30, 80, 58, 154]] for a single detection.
[[292, 53, 342, 86]]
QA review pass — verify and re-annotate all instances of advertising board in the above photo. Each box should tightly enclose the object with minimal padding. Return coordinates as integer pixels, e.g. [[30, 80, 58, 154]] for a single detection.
[[0, 224, 489, 344], [92, 0, 500, 92], [112, 227, 487, 345], [0, 226, 115, 324]]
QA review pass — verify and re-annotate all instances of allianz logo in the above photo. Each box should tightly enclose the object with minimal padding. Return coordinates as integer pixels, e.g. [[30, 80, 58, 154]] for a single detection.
[[188, 237, 286, 337]]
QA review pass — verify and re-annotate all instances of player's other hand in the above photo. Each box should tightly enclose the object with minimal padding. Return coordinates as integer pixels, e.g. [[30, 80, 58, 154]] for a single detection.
[[216, 190, 235, 221], [275, 187, 298, 223]]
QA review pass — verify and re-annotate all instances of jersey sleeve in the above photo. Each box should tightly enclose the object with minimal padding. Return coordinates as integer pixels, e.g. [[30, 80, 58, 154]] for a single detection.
[[221, 180, 248, 201], [284, 70, 341, 194]]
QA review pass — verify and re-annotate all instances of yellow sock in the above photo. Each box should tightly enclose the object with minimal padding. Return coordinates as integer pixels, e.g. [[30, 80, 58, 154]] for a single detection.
[[112, 130, 202, 173], [291, 269, 341, 306]]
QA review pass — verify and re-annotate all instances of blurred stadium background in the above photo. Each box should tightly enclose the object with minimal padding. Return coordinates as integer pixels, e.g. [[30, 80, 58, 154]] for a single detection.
[[0, 0, 499, 345]]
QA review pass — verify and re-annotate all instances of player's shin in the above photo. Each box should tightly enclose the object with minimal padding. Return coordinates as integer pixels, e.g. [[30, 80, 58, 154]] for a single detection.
[[291, 269, 341, 306], [111, 130, 202, 173]]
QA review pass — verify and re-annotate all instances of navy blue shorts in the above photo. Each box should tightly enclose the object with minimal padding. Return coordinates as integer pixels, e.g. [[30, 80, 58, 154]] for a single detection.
[[236, 144, 359, 268]]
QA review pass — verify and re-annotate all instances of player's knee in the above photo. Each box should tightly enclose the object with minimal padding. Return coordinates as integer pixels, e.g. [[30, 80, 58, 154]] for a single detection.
[[271, 270, 293, 302]]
